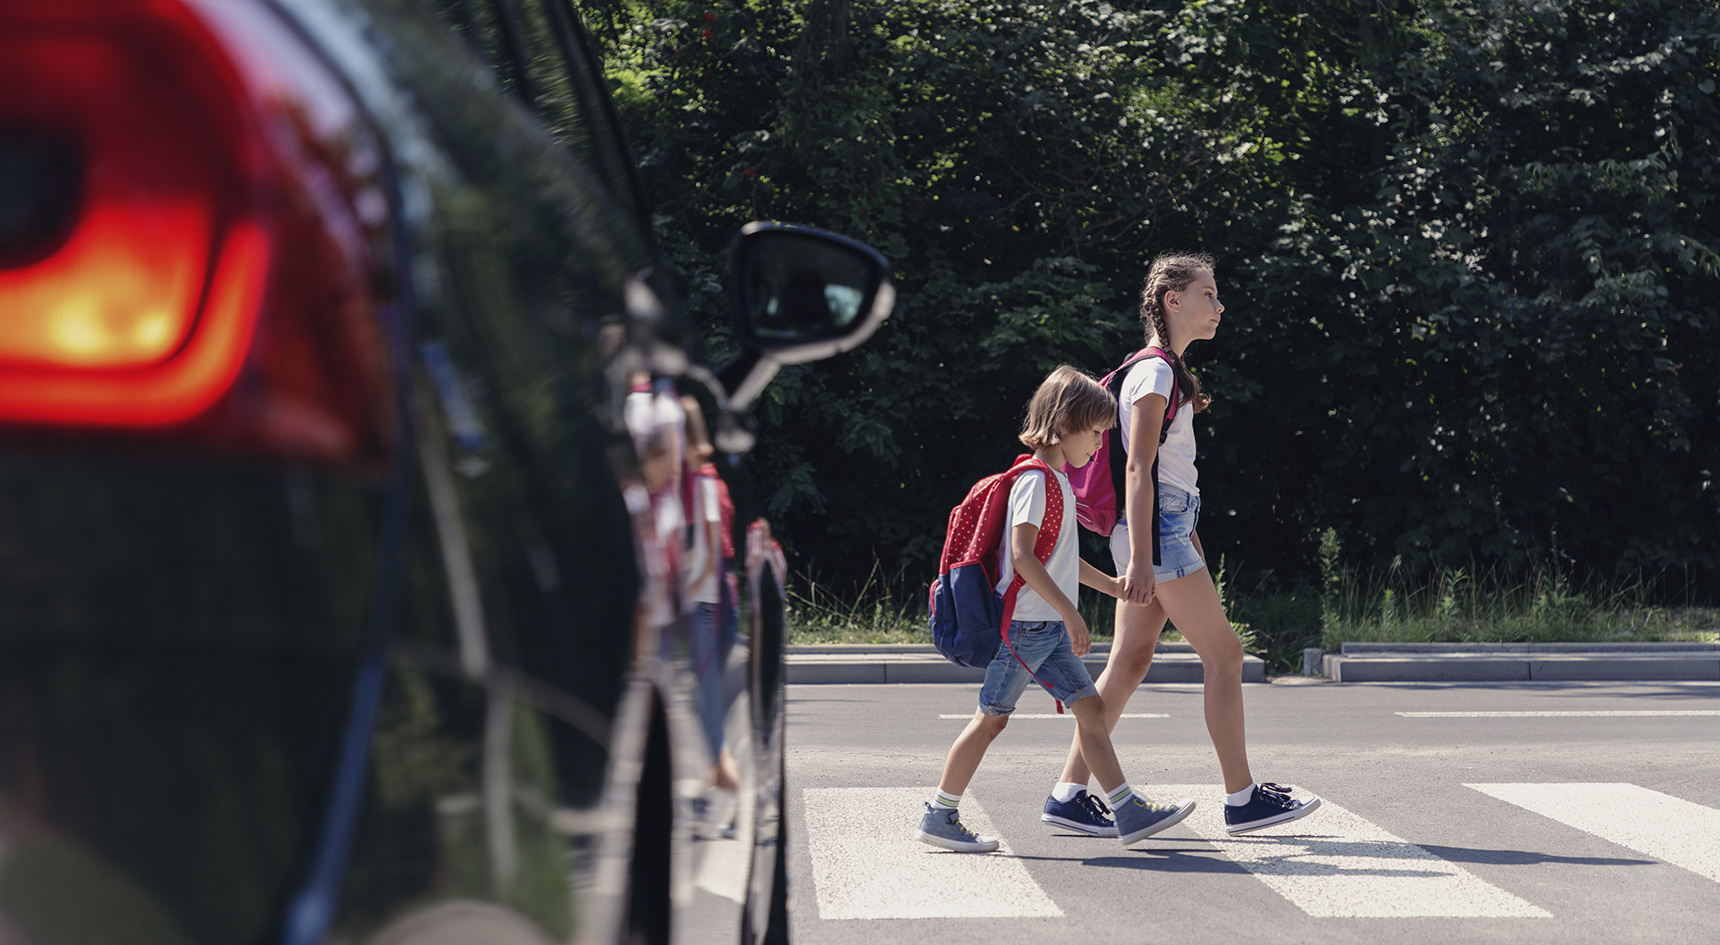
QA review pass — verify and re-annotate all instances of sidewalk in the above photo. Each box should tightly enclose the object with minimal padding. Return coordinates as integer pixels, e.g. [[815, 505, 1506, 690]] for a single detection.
[[785, 641, 1720, 684], [1314, 641, 1720, 683], [786, 642, 1264, 684]]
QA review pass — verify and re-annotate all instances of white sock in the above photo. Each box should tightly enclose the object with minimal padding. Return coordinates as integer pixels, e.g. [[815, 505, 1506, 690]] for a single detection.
[[933, 789, 962, 810], [1051, 782, 1086, 803], [1105, 782, 1135, 807], [1226, 783, 1258, 807]]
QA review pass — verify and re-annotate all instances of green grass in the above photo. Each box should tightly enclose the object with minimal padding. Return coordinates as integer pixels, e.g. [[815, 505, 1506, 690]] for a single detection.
[[784, 547, 1719, 677], [785, 565, 1140, 645], [1320, 563, 1720, 649]]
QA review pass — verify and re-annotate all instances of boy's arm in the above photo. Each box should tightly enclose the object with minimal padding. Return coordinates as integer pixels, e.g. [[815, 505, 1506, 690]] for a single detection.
[[1010, 522, 1092, 656], [1079, 558, 1122, 599]]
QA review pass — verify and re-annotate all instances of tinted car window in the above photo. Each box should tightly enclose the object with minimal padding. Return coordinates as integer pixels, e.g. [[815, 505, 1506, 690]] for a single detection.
[[428, 0, 645, 231], [313, 1, 648, 938]]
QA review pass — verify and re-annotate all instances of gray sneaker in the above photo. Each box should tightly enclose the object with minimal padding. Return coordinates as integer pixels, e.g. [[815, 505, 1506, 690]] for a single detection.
[[1113, 794, 1197, 846], [915, 803, 1000, 853]]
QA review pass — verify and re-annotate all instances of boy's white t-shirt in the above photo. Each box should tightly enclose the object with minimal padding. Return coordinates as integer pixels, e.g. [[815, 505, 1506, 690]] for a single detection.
[[683, 475, 724, 607], [994, 468, 1078, 621], [1118, 357, 1199, 497]]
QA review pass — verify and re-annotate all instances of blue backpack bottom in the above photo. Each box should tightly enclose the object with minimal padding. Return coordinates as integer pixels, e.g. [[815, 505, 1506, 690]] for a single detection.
[[929, 562, 1004, 668]]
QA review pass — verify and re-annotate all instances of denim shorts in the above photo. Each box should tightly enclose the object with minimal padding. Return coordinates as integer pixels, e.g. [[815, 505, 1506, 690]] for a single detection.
[[977, 620, 1099, 716], [1109, 484, 1206, 582]]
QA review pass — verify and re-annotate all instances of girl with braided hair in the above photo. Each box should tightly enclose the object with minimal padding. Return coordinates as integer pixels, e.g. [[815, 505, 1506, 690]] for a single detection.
[[1037, 253, 1323, 839]]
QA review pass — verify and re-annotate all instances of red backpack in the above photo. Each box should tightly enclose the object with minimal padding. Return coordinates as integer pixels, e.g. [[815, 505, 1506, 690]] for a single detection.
[[1063, 347, 1182, 564], [927, 455, 1068, 710]]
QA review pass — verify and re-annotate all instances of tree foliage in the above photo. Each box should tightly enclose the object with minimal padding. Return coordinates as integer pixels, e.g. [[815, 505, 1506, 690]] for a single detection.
[[588, 0, 1720, 592]]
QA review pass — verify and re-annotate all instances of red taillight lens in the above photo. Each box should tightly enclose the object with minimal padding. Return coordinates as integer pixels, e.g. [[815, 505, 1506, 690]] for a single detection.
[[0, 0, 395, 467]]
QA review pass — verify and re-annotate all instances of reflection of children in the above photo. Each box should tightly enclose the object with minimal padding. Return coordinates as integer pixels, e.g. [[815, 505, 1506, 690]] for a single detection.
[[681, 397, 740, 796], [916, 366, 1196, 853]]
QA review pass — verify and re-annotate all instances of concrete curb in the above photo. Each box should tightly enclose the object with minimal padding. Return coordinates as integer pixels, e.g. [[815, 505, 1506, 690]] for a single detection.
[[1316, 642, 1720, 683], [785, 642, 1266, 685], [784, 642, 1720, 685]]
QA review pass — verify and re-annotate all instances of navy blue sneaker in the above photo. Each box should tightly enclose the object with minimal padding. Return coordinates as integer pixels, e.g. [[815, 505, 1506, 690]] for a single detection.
[[1223, 783, 1321, 835], [1041, 790, 1118, 837]]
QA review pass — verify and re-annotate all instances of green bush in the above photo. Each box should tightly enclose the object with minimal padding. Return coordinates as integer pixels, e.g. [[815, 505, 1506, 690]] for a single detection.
[[589, 0, 1720, 601]]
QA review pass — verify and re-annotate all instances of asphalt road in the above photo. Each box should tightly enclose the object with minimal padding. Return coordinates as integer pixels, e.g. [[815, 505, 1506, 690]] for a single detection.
[[781, 679, 1720, 944]]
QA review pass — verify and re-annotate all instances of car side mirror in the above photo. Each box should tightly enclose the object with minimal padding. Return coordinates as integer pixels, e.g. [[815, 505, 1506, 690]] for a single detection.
[[718, 223, 894, 414]]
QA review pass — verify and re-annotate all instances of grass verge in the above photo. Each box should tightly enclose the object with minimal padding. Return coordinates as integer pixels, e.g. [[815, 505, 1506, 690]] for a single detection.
[[783, 546, 1719, 678]]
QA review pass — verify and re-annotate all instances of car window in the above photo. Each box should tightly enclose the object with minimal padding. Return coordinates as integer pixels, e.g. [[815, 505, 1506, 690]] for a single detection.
[[426, 0, 647, 235]]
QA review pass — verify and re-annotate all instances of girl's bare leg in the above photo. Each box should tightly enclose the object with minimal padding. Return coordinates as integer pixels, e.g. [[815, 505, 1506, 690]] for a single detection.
[[1058, 596, 1167, 785], [1155, 568, 1253, 793]]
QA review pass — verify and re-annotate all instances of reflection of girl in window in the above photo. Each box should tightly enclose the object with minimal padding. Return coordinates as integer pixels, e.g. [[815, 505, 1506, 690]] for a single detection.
[[681, 397, 741, 809]]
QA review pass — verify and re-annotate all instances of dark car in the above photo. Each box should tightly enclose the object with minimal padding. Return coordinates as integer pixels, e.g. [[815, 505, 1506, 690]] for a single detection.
[[0, 2, 890, 944]]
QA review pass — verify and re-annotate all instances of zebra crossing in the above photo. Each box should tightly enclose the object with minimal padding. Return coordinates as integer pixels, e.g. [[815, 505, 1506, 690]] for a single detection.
[[800, 782, 1720, 922]]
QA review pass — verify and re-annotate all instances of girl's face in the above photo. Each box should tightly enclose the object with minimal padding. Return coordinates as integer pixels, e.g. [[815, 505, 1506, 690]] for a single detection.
[[1164, 268, 1223, 343], [1063, 424, 1107, 469]]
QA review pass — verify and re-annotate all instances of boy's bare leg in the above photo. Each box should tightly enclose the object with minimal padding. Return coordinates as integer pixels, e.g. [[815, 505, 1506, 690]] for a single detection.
[[1155, 569, 1254, 793], [1068, 694, 1126, 793], [1059, 596, 1168, 786], [937, 710, 1010, 795]]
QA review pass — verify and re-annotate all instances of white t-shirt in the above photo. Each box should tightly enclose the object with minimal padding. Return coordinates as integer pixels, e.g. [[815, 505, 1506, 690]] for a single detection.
[[995, 468, 1078, 621], [682, 475, 724, 607], [647, 488, 684, 628], [623, 389, 686, 472], [1118, 357, 1198, 497]]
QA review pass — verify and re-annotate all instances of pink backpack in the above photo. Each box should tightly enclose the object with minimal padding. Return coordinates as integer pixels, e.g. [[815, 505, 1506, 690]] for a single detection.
[[1064, 347, 1181, 561]]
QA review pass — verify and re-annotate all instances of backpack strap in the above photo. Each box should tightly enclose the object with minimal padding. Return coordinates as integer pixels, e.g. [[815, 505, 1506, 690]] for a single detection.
[[996, 456, 1068, 712], [1110, 347, 1185, 567]]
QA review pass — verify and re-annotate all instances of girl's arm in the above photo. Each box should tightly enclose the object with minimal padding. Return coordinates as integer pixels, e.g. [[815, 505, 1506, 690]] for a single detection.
[[1009, 522, 1092, 655], [1121, 392, 1167, 604], [1192, 529, 1206, 563]]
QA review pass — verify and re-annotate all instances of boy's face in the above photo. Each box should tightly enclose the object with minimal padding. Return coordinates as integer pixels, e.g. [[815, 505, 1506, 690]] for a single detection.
[[1064, 424, 1107, 469]]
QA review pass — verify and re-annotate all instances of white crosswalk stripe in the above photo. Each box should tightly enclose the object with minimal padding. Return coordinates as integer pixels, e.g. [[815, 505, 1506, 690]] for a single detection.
[[1139, 784, 1549, 918], [801, 782, 1720, 923], [1399, 710, 1720, 717], [801, 787, 1063, 919], [1466, 783, 1720, 885], [936, 712, 1168, 719]]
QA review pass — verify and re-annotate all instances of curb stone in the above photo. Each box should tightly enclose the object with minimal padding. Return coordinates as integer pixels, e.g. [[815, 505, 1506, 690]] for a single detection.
[[1311, 642, 1720, 683], [785, 642, 1266, 685], [783, 642, 1720, 685]]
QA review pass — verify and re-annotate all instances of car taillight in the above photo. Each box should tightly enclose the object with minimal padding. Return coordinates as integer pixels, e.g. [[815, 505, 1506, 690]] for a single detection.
[[0, 0, 397, 469]]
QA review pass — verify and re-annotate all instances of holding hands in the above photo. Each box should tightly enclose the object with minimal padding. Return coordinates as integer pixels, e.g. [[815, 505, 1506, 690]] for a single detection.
[[1119, 560, 1156, 606]]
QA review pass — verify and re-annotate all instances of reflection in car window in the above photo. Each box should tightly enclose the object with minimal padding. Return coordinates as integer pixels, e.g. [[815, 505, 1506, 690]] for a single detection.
[[334, 666, 597, 942], [426, 0, 645, 230]]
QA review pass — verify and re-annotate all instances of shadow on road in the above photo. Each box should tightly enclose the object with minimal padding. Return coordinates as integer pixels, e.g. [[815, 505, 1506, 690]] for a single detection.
[[1074, 849, 1257, 874], [1415, 843, 1653, 867]]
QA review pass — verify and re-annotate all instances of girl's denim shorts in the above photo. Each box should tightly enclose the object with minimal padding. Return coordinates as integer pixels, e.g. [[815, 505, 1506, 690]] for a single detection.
[[1109, 484, 1205, 582]]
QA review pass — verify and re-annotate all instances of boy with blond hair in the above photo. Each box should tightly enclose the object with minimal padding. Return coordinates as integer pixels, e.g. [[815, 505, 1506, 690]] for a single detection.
[[917, 366, 1196, 852]]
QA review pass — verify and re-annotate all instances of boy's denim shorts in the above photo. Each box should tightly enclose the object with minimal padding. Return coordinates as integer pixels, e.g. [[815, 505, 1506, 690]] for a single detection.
[[977, 620, 1099, 716], [1110, 484, 1206, 582]]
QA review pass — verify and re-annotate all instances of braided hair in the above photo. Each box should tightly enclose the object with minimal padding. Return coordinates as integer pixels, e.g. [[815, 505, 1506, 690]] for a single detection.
[[1138, 253, 1214, 413]]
